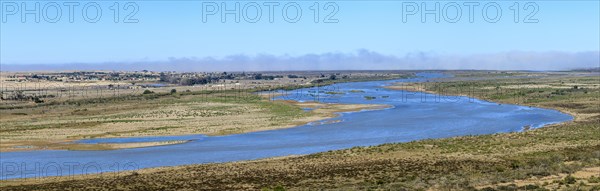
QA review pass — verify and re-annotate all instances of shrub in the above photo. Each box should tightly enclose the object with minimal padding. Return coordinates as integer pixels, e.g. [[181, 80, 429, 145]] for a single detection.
[[562, 175, 576, 185], [33, 97, 44, 103], [273, 185, 285, 191], [589, 176, 600, 183], [521, 184, 540, 189]]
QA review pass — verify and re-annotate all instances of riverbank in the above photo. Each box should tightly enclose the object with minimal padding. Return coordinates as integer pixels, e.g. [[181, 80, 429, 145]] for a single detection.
[[0, 140, 191, 151], [2, 73, 598, 190], [0, 91, 390, 152], [384, 76, 597, 122]]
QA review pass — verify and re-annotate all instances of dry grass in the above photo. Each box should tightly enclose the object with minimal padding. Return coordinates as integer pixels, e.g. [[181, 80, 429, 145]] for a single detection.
[[1, 90, 388, 152]]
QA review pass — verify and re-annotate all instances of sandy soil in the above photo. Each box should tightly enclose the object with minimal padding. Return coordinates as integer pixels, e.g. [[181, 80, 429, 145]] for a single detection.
[[3, 140, 190, 151]]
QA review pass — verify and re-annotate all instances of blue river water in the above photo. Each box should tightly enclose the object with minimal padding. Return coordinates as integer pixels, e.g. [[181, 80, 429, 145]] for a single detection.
[[0, 73, 572, 180]]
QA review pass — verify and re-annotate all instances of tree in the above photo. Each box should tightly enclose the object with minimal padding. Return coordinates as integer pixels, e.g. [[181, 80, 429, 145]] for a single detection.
[[180, 77, 192, 86], [159, 72, 168, 82], [329, 75, 337, 80]]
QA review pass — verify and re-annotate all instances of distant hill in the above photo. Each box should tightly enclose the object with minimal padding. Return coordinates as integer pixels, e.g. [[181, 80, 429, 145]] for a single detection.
[[570, 67, 600, 72]]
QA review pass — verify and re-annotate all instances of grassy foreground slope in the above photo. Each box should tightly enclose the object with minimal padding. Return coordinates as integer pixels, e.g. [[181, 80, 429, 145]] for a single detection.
[[2, 73, 599, 190]]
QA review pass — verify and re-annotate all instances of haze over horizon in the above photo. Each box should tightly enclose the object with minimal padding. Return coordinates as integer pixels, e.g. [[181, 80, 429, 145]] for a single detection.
[[2, 50, 599, 72]]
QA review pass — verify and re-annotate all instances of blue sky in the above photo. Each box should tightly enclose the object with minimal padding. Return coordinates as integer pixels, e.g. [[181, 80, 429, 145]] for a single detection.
[[1, 0, 599, 69]]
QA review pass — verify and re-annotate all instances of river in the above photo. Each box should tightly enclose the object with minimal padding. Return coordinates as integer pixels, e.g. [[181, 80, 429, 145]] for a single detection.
[[0, 73, 572, 180]]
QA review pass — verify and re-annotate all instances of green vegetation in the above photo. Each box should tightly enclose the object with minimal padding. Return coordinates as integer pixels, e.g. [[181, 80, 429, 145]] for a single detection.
[[364, 96, 376, 100], [266, 73, 415, 92], [589, 176, 600, 183], [312, 73, 415, 85]]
